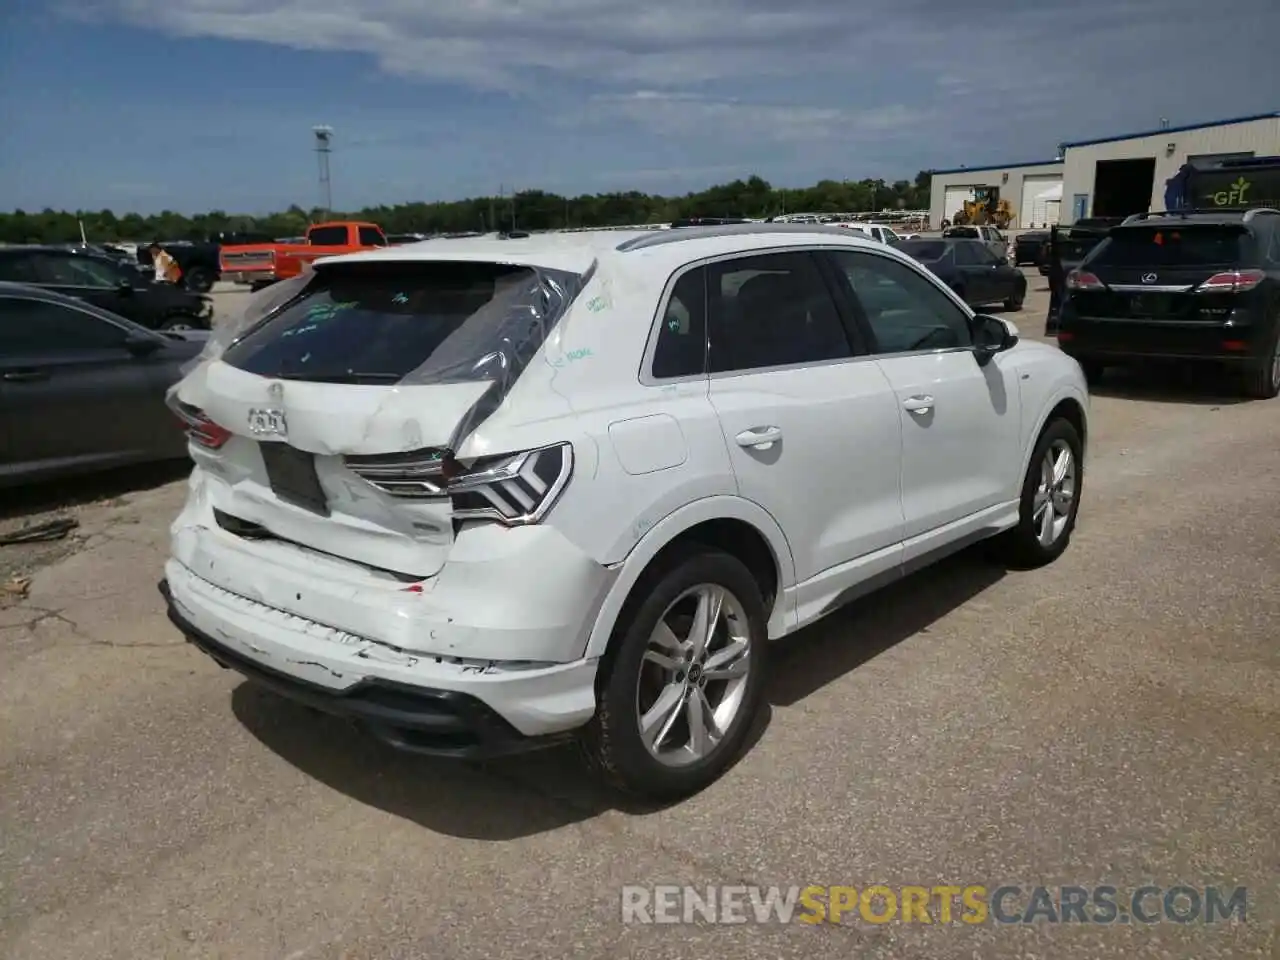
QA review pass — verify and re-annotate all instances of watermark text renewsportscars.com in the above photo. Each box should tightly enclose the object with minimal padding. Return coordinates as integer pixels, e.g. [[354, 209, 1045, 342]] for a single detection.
[[621, 884, 1248, 925]]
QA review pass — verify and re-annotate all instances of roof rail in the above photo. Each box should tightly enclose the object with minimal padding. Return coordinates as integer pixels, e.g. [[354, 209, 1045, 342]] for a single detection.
[[1122, 207, 1280, 224], [615, 221, 864, 253]]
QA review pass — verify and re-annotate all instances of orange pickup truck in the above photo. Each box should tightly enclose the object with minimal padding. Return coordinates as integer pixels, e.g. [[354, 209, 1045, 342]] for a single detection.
[[219, 221, 387, 289]]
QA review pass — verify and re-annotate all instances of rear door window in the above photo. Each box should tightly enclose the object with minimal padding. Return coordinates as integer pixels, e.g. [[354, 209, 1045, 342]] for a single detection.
[[220, 261, 578, 385], [651, 268, 707, 379], [1089, 226, 1250, 267], [706, 252, 852, 374]]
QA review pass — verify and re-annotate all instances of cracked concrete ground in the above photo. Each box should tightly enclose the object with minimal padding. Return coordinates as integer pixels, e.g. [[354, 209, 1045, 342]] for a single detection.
[[1, 277, 1277, 960]]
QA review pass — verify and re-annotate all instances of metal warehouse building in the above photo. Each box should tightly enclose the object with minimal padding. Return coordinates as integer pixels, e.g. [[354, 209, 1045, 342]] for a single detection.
[[929, 111, 1280, 230], [929, 161, 1065, 230], [1059, 112, 1280, 224]]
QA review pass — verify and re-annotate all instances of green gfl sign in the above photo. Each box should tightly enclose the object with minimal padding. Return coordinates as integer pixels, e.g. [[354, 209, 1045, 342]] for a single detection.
[[1210, 177, 1250, 205]]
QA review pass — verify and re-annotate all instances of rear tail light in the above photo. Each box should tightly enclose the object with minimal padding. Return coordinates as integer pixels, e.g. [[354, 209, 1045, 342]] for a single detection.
[[1065, 270, 1105, 291], [343, 443, 573, 526], [1056, 332, 1075, 342], [1196, 269, 1265, 293], [166, 394, 231, 449], [1222, 340, 1249, 351]]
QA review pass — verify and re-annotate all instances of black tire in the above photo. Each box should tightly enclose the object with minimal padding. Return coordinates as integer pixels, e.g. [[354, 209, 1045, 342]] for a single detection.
[[183, 266, 215, 293], [582, 549, 769, 801], [160, 314, 205, 332], [1240, 328, 1280, 400], [1078, 360, 1105, 386], [993, 418, 1083, 569], [1004, 285, 1025, 311]]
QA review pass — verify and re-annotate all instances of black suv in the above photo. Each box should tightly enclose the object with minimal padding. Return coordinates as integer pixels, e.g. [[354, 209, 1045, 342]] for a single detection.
[[1056, 208, 1280, 398], [0, 246, 212, 331]]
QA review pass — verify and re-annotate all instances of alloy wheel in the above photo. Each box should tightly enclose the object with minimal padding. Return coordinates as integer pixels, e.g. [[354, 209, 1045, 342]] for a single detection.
[[635, 584, 753, 767], [1033, 439, 1077, 547]]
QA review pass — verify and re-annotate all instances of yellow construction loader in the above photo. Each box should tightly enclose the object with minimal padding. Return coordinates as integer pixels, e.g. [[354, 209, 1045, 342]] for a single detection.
[[952, 198, 1015, 229]]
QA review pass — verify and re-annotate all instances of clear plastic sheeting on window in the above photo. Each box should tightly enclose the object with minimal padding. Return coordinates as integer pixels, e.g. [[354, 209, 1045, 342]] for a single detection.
[[180, 267, 317, 377], [214, 259, 586, 450]]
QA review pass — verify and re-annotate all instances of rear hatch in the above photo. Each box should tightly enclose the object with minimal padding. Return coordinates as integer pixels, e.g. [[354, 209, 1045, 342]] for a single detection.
[[1067, 222, 1257, 322], [172, 258, 580, 580]]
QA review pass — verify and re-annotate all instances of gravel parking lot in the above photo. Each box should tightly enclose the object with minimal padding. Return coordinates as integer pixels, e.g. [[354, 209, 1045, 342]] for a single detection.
[[2, 270, 1277, 959]]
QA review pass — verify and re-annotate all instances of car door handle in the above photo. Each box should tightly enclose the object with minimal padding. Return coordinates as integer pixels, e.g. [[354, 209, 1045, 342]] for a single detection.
[[735, 426, 782, 448], [902, 395, 934, 413], [2, 369, 49, 383]]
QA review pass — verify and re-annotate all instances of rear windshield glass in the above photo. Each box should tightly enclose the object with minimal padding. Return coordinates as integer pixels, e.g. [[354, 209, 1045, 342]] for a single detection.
[[1088, 226, 1248, 267], [899, 241, 948, 261], [307, 226, 350, 245], [944, 227, 980, 238], [220, 261, 576, 385]]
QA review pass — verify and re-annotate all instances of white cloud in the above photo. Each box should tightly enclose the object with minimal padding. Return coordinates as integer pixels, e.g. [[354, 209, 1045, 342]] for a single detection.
[[71, 0, 1280, 168]]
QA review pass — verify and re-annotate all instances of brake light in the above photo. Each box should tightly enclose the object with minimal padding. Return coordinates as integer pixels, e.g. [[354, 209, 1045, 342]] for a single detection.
[[344, 443, 574, 526], [166, 395, 231, 450], [1065, 270, 1105, 291], [1222, 340, 1249, 351], [1196, 269, 1265, 293], [1056, 332, 1075, 342]]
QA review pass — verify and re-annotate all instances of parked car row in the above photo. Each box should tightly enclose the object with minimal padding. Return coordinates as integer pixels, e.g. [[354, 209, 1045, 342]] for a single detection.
[[0, 245, 212, 332]]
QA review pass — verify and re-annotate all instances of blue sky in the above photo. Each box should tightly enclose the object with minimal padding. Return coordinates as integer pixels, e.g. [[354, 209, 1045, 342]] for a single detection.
[[2, 0, 1278, 214]]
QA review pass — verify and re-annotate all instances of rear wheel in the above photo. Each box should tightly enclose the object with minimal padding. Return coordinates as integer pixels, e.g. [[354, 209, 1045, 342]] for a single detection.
[[160, 315, 203, 332], [183, 266, 215, 293], [1078, 360, 1105, 386], [1240, 329, 1280, 400], [994, 418, 1083, 569], [582, 549, 768, 801]]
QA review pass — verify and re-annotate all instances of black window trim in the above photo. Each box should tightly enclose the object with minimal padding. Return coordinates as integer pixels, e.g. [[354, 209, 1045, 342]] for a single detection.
[[639, 245, 874, 385], [817, 247, 980, 360]]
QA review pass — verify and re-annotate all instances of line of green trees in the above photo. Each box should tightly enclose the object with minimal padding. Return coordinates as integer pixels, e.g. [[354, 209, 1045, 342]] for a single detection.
[[0, 172, 932, 245]]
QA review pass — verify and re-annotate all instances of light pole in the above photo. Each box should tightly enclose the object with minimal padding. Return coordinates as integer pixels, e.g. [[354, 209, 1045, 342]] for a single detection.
[[313, 125, 334, 216]]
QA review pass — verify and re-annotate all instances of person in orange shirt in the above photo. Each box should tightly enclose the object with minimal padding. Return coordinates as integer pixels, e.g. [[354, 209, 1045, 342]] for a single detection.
[[148, 243, 182, 284]]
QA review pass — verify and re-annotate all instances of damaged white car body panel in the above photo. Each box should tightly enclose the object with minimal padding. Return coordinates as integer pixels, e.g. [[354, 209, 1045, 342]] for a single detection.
[[162, 224, 1088, 772]]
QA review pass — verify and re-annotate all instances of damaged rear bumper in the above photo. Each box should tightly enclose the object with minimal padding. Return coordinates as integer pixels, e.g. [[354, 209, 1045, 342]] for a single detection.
[[159, 563, 601, 757]]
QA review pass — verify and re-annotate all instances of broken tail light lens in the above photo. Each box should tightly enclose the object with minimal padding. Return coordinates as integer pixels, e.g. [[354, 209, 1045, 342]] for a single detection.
[[1196, 269, 1265, 294], [344, 443, 573, 526], [166, 394, 231, 450], [1065, 270, 1105, 291]]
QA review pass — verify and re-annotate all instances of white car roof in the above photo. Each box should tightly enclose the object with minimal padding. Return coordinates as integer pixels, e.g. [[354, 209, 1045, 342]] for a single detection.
[[315, 224, 898, 276]]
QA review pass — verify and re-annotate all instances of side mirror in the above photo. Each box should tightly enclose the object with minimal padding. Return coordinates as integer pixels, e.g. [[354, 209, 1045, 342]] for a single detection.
[[123, 334, 162, 356], [972, 314, 1018, 365]]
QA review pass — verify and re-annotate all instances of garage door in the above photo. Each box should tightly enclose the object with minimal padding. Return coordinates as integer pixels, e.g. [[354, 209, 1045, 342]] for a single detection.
[[1020, 175, 1062, 228], [943, 187, 975, 224]]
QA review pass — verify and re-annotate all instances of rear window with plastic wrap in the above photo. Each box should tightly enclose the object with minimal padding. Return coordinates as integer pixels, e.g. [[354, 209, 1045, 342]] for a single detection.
[[219, 260, 582, 386]]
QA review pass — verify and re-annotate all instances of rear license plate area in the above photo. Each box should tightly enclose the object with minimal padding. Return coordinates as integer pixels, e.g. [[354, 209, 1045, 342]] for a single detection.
[[260, 443, 329, 516]]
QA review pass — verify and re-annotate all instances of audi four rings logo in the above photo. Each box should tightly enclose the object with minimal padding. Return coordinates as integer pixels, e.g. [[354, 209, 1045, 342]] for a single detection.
[[247, 408, 288, 437], [1142, 273, 1158, 284]]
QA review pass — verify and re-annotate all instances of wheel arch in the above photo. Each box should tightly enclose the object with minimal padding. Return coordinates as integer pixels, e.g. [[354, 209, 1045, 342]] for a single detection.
[[1020, 387, 1089, 480], [582, 496, 796, 662]]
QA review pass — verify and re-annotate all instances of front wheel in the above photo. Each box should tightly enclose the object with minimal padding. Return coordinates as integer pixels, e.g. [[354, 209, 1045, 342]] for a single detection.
[[1004, 286, 1025, 311], [582, 550, 768, 801], [993, 418, 1083, 569]]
